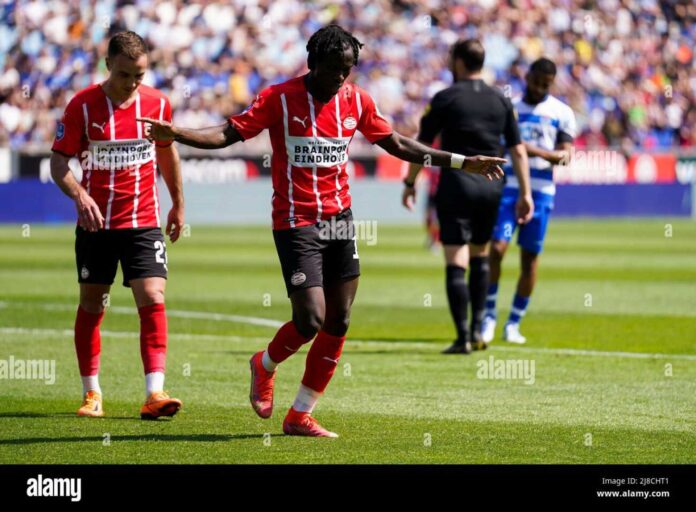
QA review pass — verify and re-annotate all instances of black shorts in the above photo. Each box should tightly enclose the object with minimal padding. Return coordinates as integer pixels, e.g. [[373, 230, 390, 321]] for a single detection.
[[75, 226, 168, 287], [435, 171, 503, 246], [273, 209, 361, 296]]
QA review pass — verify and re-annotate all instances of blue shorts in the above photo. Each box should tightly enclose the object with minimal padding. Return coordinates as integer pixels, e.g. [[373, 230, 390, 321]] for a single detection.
[[492, 190, 553, 254]]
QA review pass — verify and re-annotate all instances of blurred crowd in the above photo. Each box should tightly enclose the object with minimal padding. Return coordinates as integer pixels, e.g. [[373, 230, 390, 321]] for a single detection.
[[0, 0, 694, 152]]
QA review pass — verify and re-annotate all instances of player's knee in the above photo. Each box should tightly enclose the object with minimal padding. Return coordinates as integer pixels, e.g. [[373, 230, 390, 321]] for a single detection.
[[491, 241, 506, 260], [520, 252, 538, 276], [79, 299, 105, 315], [324, 313, 350, 337], [136, 287, 165, 307], [293, 308, 324, 338], [79, 289, 108, 314]]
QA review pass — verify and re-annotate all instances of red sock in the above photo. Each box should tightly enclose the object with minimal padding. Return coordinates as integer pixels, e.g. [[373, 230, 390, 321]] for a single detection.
[[139, 303, 167, 374], [301, 331, 346, 393], [74, 306, 104, 376], [267, 321, 314, 364]]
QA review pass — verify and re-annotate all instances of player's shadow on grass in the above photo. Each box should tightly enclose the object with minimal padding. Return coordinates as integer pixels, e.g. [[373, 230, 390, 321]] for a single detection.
[[213, 347, 444, 357], [0, 411, 77, 419], [0, 433, 261, 445], [0, 411, 169, 421]]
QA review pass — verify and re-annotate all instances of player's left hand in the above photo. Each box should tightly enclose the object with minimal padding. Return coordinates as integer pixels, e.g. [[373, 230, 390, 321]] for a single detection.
[[402, 185, 417, 211], [516, 194, 534, 224], [463, 156, 506, 180], [166, 204, 185, 243]]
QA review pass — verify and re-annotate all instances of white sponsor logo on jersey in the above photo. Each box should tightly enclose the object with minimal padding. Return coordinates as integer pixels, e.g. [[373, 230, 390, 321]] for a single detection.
[[84, 138, 154, 170], [286, 136, 351, 168]]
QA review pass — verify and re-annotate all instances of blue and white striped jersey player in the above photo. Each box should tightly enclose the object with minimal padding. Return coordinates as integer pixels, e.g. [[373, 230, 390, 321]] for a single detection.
[[483, 58, 576, 344]]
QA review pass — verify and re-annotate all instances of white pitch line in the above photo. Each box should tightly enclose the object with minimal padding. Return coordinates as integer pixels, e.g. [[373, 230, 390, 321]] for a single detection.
[[0, 327, 266, 343], [1, 326, 696, 361], [14, 302, 284, 329], [488, 344, 696, 361]]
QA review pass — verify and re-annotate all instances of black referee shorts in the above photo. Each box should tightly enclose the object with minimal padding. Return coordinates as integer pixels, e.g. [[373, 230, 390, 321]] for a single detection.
[[435, 171, 503, 246]]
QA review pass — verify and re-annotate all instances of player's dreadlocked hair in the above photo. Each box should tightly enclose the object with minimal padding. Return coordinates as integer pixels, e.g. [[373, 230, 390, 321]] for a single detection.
[[306, 24, 364, 70]]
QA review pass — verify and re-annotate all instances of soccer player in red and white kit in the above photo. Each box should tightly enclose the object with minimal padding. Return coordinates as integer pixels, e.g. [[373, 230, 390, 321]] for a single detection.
[[141, 25, 504, 436], [50, 32, 184, 419]]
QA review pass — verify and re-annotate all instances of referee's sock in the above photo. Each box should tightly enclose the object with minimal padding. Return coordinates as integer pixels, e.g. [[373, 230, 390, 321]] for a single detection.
[[469, 256, 490, 334], [445, 265, 469, 343]]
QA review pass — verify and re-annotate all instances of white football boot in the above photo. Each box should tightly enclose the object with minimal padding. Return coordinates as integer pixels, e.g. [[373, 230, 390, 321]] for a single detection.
[[481, 316, 496, 344], [503, 322, 527, 344]]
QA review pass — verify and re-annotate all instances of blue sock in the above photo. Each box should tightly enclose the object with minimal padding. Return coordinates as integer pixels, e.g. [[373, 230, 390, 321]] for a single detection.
[[485, 283, 498, 319], [508, 294, 530, 324]]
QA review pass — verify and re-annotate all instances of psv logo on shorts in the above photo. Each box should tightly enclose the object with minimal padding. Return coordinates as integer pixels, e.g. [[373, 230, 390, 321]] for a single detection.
[[290, 272, 306, 286]]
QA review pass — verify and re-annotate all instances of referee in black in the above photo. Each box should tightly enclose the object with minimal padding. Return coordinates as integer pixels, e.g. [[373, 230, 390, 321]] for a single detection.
[[402, 39, 533, 354]]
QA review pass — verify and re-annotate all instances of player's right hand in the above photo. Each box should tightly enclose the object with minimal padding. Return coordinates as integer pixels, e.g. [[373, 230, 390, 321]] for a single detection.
[[516, 194, 534, 224], [402, 186, 416, 211], [75, 190, 104, 232], [463, 156, 506, 180], [137, 117, 176, 143]]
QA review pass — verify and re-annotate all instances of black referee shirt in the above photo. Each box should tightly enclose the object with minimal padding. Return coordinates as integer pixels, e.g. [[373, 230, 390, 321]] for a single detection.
[[418, 78, 520, 191], [418, 78, 520, 156]]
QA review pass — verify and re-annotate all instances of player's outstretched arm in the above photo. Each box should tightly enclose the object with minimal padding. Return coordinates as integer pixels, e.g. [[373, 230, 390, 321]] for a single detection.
[[50, 152, 104, 232], [138, 118, 243, 150], [376, 132, 506, 181]]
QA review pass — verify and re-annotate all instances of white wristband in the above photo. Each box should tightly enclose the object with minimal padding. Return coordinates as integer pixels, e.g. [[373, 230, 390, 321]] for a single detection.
[[450, 153, 466, 169]]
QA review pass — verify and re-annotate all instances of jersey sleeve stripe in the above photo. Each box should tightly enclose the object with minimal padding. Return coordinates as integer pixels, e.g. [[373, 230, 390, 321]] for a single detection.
[[280, 93, 295, 228], [80, 103, 91, 194], [132, 94, 142, 228], [104, 97, 116, 229], [333, 95, 344, 212], [306, 92, 322, 222], [151, 97, 165, 227]]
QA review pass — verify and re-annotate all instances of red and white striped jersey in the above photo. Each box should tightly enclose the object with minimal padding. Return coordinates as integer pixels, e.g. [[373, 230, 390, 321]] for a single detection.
[[229, 76, 393, 230], [51, 83, 172, 230]]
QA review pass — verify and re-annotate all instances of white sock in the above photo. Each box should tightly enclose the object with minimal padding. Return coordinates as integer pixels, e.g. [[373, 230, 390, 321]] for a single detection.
[[81, 375, 101, 396], [292, 384, 321, 413], [261, 350, 277, 372], [145, 372, 165, 397]]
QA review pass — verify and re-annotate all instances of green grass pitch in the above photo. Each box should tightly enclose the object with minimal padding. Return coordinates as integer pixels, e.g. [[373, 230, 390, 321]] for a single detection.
[[0, 219, 694, 463]]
